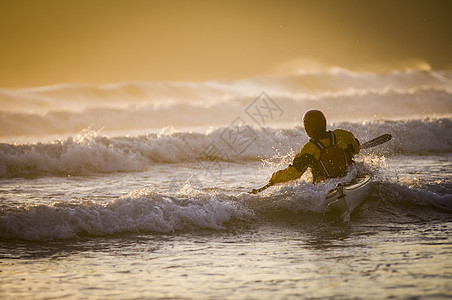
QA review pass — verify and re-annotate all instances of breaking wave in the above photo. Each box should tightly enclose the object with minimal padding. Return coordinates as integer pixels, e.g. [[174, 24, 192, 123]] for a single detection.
[[1, 176, 450, 241], [0, 190, 254, 240], [0, 118, 450, 178]]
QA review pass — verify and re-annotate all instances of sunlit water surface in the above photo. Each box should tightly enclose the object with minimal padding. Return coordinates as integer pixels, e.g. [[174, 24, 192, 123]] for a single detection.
[[1, 156, 451, 299]]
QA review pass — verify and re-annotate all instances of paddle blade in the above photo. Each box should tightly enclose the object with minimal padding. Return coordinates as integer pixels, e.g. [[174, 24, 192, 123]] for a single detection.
[[360, 134, 392, 149]]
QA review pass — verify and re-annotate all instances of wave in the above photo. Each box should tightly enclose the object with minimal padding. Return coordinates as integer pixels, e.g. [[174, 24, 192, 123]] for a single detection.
[[0, 191, 254, 240], [1, 69, 451, 137], [2, 69, 451, 113], [1, 118, 450, 178], [359, 182, 452, 223], [1, 178, 450, 241]]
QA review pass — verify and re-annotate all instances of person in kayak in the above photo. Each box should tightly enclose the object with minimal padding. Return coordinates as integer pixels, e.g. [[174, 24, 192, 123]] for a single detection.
[[254, 110, 359, 192]]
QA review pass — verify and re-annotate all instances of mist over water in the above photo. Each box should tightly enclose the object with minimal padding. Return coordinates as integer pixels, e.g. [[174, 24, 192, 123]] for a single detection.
[[1, 68, 451, 300], [1, 69, 451, 139]]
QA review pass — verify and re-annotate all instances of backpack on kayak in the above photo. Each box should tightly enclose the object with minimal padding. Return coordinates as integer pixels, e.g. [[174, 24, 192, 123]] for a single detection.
[[310, 131, 349, 178]]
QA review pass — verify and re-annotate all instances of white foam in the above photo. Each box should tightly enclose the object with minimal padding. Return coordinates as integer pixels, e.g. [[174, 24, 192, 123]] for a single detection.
[[0, 191, 255, 240], [2, 171, 450, 241], [0, 117, 450, 178]]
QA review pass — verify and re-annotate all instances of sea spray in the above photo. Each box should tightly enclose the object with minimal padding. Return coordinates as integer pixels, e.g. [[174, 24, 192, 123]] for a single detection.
[[1, 118, 450, 178]]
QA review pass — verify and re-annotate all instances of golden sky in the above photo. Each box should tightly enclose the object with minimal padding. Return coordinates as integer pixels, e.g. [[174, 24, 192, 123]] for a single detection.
[[1, 0, 451, 87]]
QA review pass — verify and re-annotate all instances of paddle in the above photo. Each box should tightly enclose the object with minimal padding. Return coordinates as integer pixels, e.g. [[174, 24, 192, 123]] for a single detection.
[[250, 134, 392, 194], [250, 183, 272, 194], [360, 134, 392, 149]]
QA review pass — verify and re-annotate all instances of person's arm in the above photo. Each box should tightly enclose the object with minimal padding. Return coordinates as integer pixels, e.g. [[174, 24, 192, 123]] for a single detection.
[[269, 150, 314, 184], [345, 138, 359, 160], [350, 137, 360, 155], [335, 129, 360, 158], [270, 165, 302, 184]]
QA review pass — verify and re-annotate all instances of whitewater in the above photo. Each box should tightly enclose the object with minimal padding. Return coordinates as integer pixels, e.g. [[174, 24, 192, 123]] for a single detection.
[[1, 69, 451, 299]]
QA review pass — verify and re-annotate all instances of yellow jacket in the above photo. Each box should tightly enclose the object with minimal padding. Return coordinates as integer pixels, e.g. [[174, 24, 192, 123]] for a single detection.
[[270, 129, 359, 184]]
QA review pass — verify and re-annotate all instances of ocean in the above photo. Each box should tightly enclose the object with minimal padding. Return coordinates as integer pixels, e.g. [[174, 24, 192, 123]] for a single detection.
[[1, 68, 451, 299]]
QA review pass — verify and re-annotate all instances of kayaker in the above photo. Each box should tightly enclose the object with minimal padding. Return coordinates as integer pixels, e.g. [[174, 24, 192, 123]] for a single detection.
[[253, 110, 360, 193]]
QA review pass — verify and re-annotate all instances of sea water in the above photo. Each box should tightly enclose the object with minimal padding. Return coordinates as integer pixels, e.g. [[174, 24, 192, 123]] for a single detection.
[[1, 69, 451, 299]]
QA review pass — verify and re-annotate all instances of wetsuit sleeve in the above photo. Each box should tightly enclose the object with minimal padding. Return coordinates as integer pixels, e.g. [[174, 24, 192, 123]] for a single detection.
[[270, 165, 302, 184], [334, 129, 360, 156], [352, 138, 360, 154], [269, 144, 315, 184]]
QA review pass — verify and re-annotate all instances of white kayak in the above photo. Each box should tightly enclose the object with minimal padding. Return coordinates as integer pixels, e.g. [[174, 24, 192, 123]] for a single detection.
[[315, 174, 372, 222]]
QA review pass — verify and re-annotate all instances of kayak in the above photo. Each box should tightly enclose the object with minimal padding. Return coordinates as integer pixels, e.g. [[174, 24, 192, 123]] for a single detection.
[[315, 174, 372, 222]]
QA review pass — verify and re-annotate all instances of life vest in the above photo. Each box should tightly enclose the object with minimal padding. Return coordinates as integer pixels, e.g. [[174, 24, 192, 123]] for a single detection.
[[310, 131, 349, 178]]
